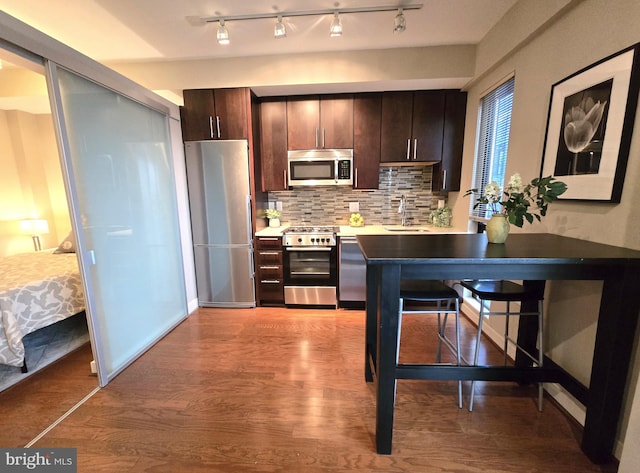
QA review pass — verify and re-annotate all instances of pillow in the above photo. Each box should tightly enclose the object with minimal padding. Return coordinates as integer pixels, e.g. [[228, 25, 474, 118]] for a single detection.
[[54, 232, 76, 253]]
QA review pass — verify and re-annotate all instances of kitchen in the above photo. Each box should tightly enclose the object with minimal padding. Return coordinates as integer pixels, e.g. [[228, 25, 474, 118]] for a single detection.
[[180, 89, 465, 309]]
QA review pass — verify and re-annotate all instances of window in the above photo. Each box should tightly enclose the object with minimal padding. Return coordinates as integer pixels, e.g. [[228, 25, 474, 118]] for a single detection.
[[469, 77, 515, 220]]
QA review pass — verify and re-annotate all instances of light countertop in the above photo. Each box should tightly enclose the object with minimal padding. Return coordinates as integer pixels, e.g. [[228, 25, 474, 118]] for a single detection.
[[337, 225, 468, 236], [255, 224, 469, 237], [254, 226, 288, 237]]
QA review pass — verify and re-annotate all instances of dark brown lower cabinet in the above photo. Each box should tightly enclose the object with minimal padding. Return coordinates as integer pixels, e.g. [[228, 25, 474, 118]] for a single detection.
[[255, 236, 284, 306]]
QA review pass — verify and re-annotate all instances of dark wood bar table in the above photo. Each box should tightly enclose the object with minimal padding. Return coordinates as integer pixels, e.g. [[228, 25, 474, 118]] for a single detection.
[[357, 232, 640, 463]]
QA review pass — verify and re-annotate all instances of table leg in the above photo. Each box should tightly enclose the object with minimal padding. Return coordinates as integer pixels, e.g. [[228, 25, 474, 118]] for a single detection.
[[365, 264, 379, 382], [515, 280, 545, 370], [375, 264, 401, 454], [582, 269, 640, 463]]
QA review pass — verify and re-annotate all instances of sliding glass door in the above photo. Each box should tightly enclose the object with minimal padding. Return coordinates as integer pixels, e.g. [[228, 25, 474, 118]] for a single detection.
[[48, 65, 187, 384]]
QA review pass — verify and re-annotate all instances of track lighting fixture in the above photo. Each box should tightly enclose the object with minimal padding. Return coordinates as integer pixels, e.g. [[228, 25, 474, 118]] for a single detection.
[[329, 12, 342, 37], [217, 19, 229, 45], [274, 15, 287, 39], [393, 8, 406, 33], [194, 4, 422, 44]]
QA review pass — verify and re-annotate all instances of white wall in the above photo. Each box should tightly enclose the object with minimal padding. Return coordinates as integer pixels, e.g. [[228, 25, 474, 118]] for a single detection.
[[108, 46, 477, 98], [0, 109, 69, 256]]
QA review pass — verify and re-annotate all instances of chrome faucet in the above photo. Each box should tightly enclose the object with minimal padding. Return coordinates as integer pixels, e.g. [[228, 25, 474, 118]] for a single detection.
[[398, 194, 407, 226]]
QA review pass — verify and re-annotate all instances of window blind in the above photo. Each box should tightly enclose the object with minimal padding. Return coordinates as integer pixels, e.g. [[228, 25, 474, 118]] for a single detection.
[[470, 77, 515, 219]]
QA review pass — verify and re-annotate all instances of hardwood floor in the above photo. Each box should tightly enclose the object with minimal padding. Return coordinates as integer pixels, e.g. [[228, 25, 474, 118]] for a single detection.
[[0, 342, 96, 447], [2, 307, 617, 472]]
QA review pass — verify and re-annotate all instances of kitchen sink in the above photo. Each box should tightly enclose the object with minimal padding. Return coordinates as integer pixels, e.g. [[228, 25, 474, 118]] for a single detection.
[[383, 226, 429, 232]]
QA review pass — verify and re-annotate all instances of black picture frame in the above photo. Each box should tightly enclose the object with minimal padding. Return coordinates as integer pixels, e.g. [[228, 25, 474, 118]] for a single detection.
[[540, 43, 640, 202]]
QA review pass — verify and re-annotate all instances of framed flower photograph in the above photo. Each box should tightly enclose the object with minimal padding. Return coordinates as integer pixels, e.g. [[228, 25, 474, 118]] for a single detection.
[[541, 43, 640, 202]]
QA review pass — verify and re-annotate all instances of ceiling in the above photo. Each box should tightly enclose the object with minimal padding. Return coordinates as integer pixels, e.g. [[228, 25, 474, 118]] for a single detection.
[[1, 0, 517, 63], [0, 1, 518, 112]]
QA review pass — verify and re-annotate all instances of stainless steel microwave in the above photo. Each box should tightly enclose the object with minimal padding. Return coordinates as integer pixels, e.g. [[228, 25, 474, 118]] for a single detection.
[[287, 149, 353, 187]]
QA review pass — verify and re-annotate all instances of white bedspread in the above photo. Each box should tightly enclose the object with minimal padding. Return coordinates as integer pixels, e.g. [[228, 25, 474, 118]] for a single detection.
[[0, 251, 85, 367]]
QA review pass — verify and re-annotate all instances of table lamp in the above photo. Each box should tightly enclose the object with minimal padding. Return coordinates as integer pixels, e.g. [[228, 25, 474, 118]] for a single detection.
[[20, 218, 50, 251]]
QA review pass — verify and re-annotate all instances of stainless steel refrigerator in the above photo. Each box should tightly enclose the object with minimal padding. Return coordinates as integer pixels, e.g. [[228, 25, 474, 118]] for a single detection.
[[184, 140, 256, 307]]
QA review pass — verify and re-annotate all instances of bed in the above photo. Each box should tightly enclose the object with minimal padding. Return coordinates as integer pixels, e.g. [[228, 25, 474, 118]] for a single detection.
[[0, 250, 85, 369]]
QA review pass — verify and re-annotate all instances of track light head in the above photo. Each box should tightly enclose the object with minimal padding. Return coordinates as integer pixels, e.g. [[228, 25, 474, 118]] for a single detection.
[[329, 12, 342, 37], [394, 8, 406, 34], [217, 19, 230, 45], [274, 15, 287, 39]]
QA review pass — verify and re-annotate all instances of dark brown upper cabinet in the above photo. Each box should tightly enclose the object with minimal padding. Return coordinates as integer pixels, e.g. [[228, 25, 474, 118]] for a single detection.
[[181, 88, 248, 141], [353, 93, 382, 189], [259, 98, 288, 191], [287, 95, 354, 150], [380, 91, 445, 163], [433, 90, 468, 191]]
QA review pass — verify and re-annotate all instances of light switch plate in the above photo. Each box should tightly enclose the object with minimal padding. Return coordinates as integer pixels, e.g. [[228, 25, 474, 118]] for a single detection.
[[349, 202, 359, 212], [276, 201, 283, 211]]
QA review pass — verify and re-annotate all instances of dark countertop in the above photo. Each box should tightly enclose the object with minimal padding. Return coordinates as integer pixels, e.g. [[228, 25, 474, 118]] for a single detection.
[[356, 232, 640, 265]]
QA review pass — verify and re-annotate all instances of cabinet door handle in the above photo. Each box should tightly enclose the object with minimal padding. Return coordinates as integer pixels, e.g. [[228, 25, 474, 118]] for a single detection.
[[216, 116, 221, 139], [261, 280, 281, 284], [260, 251, 280, 255], [284, 169, 288, 189], [354, 168, 358, 188], [260, 237, 280, 241], [322, 128, 325, 148], [260, 266, 280, 270], [406, 139, 411, 160], [209, 116, 214, 139], [315, 128, 319, 149], [442, 169, 447, 190], [413, 138, 418, 160]]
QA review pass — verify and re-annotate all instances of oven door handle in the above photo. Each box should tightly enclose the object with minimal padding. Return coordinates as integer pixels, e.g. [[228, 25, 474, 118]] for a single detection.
[[285, 247, 333, 252]]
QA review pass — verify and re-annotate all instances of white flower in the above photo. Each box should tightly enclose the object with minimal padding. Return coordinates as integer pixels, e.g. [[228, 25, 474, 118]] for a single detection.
[[563, 97, 607, 153], [506, 173, 523, 194], [484, 181, 502, 203], [265, 209, 281, 219]]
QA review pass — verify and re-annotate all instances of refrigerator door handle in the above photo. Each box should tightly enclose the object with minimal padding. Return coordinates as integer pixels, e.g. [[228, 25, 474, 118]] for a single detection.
[[246, 195, 253, 244]]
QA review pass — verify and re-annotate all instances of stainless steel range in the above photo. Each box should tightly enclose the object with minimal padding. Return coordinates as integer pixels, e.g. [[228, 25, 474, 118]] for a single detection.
[[282, 226, 338, 307]]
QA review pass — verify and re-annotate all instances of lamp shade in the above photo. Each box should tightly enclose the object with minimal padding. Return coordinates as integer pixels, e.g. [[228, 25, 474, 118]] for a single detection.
[[20, 218, 49, 236]]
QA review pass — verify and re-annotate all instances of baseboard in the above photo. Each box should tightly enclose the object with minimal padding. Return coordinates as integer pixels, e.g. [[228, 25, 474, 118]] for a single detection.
[[187, 298, 199, 314]]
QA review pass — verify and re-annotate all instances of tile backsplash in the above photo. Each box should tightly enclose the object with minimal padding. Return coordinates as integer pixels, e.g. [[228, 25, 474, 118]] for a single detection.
[[268, 165, 446, 226]]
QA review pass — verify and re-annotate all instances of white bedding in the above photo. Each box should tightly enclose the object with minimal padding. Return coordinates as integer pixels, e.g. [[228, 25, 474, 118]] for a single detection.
[[0, 250, 85, 368]]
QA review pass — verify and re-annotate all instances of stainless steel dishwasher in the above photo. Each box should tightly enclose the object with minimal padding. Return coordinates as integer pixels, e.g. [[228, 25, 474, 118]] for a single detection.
[[338, 236, 366, 307]]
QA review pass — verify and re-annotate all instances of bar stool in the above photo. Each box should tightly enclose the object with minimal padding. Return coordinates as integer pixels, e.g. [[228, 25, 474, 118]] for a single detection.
[[398, 280, 464, 408], [460, 280, 544, 412]]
